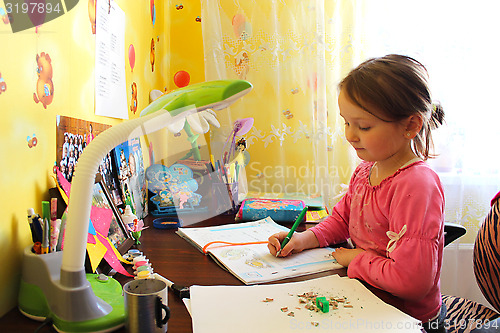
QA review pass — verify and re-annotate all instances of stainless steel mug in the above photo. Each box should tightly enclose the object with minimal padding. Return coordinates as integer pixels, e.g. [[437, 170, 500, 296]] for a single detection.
[[123, 279, 170, 333]]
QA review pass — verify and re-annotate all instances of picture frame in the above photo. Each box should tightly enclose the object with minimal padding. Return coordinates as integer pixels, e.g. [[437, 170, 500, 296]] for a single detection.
[[56, 115, 124, 207], [92, 173, 134, 255]]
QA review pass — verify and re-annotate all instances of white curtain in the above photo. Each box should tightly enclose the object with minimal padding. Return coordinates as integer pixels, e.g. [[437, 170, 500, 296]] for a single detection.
[[201, 0, 364, 209], [359, 0, 500, 307]]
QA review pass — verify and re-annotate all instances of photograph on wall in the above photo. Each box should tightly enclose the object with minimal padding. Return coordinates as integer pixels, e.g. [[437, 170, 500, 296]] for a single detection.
[[56, 115, 123, 206], [111, 137, 148, 218]]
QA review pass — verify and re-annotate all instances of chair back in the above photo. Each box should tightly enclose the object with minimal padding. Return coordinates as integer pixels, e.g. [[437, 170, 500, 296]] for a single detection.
[[473, 192, 500, 312]]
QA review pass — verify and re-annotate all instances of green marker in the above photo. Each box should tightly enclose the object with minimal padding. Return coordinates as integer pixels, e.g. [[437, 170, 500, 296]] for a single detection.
[[41, 201, 51, 253], [276, 206, 308, 257], [41, 200, 50, 221]]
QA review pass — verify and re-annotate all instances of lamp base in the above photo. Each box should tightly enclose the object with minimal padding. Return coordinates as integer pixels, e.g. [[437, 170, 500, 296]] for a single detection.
[[18, 247, 125, 332]]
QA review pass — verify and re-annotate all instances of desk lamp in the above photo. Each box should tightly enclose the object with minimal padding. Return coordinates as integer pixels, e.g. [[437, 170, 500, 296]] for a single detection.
[[18, 80, 252, 332]]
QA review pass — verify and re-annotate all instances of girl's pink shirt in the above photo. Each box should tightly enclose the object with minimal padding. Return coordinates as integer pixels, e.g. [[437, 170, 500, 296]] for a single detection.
[[310, 161, 444, 322]]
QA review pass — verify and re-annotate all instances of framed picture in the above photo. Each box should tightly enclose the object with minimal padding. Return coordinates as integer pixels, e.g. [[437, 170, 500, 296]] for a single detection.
[[92, 173, 134, 255], [56, 115, 123, 207], [111, 137, 148, 218]]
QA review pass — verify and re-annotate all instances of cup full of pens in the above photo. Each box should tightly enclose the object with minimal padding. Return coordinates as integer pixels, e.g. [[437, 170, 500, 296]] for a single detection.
[[28, 198, 65, 255]]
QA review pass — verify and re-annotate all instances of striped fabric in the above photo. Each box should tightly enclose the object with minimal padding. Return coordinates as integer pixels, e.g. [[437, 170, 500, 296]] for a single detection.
[[474, 196, 500, 313], [443, 192, 500, 333], [442, 295, 499, 333]]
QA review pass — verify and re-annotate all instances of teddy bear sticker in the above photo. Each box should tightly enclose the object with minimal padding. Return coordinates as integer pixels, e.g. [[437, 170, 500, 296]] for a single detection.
[[33, 52, 54, 109]]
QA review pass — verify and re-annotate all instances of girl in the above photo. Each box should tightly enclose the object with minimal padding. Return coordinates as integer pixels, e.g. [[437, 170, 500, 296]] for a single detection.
[[86, 123, 94, 146], [268, 54, 446, 332]]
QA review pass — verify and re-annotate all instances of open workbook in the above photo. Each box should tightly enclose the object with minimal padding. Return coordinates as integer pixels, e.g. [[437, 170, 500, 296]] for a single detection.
[[176, 217, 342, 284]]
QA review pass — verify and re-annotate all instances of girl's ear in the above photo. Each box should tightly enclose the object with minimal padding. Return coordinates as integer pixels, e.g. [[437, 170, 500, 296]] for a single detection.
[[405, 115, 424, 139]]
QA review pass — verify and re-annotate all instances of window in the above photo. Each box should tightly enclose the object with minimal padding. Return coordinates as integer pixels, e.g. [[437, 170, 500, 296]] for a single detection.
[[362, 0, 500, 241]]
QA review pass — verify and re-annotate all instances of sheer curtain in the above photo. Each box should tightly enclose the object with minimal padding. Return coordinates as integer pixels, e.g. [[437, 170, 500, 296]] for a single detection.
[[360, 0, 500, 306], [201, 0, 363, 208]]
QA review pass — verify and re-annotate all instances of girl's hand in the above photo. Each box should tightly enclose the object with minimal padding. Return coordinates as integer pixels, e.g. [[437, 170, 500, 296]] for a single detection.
[[267, 231, 289, 256], [332, 247, 365, 267], [268, 230, 320, 257]]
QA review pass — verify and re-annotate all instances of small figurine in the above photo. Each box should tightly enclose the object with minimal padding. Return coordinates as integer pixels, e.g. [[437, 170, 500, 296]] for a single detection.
[[122, 205, 148, 245], [127, 218, 148, 245]]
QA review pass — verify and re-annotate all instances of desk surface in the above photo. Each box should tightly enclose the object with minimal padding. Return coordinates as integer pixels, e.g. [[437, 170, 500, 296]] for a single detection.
[[0, 214, 401, 333]]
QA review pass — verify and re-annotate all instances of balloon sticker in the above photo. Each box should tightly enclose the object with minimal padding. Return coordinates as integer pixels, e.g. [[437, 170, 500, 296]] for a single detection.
[[27, 1, 46, 30], [150, 0, 155, 25], [128, 44, 135, 72], [173, 70, 190, 88]]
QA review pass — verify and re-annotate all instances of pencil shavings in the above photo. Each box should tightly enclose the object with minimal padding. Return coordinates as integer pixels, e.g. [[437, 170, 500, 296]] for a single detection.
[[282, 291, 356, 315], [262, 297, 274, 302], [287, 311, 295, 317]]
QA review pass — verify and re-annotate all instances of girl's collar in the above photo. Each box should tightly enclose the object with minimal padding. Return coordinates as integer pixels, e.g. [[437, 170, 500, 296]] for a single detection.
[[369, 157, 422, 187], [399, 157, 422, 169]]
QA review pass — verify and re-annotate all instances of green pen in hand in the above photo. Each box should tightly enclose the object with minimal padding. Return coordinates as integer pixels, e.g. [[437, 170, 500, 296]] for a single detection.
[[276, 206, 308, 257]]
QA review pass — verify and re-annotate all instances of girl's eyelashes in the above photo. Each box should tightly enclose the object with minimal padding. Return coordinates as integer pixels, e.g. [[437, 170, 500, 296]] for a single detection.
[[344, 122, 371, 131], [342, 115, 371, 130]]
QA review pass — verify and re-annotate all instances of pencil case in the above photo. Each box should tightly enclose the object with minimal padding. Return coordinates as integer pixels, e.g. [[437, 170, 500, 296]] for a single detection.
[[236, 198, 306, 223]]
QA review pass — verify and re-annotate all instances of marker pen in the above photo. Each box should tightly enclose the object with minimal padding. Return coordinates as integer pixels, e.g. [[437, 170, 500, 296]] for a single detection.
[[41, 200, 50, 221], [56, 210, 67, 251], [41, 201, 51, 252], [41, 218, 49, 254], [27, 208, 38, 243], [50, 197, 57, 221], [32, 214, 43, 243], [153, 273, 190, 299], [50, 218, 61, 252]]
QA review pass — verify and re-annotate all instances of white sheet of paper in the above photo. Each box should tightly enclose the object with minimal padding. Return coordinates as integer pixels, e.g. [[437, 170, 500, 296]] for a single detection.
[[94, 0, 128, 119], [190, 275, 422, 333]]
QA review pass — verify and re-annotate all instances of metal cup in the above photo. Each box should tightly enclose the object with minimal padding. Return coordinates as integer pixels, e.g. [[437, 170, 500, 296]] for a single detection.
[[123, 279, 170, 333]]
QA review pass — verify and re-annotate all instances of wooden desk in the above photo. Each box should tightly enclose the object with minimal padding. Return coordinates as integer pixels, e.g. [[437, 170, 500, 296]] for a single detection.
[[0, 214, 401, 332]]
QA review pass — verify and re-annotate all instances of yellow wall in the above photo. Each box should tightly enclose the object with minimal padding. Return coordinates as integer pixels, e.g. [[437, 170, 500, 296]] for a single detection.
[[0, 0, 205, 316]]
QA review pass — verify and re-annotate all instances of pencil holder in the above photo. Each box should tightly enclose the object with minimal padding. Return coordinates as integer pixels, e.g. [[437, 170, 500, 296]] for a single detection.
[[212, 182, 239, 215]]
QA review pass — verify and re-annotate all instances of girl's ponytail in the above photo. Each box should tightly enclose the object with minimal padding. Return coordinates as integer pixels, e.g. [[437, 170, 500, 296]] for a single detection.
[[430, 102, 445, 130]]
